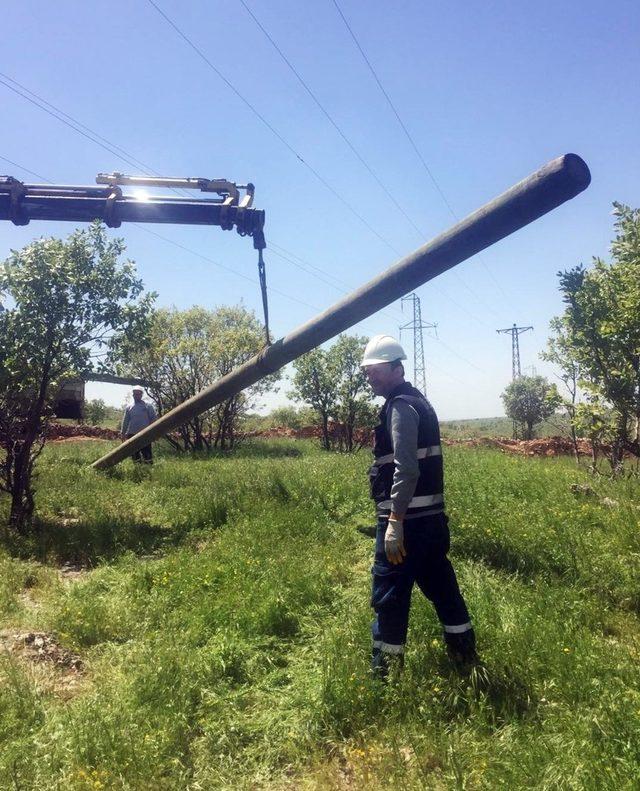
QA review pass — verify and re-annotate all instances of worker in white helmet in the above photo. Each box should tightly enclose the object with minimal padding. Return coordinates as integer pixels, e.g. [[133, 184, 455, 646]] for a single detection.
[[121, 386, 156, 463], [361, 334, 476, 676]]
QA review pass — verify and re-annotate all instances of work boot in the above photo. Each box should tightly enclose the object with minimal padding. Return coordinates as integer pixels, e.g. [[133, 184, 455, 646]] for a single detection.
[[444, 628, 478, 668], [371, 646, 404, 680]]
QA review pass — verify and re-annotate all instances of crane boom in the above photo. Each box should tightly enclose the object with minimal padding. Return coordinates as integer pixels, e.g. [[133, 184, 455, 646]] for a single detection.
[[0, 171, 270, 338], [0, 173, 265, 247]]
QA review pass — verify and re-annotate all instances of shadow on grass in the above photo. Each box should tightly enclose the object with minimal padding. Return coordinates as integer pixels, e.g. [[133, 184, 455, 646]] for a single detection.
[[144, 438, 305, 463], [455, 538, 577, 583], [435, 660, 539, 725], [4, 516, 193, 567]]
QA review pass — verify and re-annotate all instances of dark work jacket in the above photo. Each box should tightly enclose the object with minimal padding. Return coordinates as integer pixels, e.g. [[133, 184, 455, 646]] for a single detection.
[[369, 381, 444, 518]]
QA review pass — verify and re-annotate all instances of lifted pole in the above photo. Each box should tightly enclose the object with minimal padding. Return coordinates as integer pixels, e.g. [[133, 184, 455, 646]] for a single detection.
[[93, 153, 590, 470]]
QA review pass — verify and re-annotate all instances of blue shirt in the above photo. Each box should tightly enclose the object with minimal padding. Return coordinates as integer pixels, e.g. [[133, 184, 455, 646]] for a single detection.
[[121, 401, 156, 435]]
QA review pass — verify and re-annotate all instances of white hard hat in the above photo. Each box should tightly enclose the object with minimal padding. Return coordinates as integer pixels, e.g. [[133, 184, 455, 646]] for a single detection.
[[361, 334, 407, 366], [132, 386, 144, 392]]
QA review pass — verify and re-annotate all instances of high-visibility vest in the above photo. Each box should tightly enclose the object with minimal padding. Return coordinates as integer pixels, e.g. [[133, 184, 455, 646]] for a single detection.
[[369, 382, 444, 517]]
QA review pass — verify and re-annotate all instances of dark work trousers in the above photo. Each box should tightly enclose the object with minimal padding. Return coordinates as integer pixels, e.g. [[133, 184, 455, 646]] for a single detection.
[[371, 513, 471, 663], [127, 437, 153, 464]]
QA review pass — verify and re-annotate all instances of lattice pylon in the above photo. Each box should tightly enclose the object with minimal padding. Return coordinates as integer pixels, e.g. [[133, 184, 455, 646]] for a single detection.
[[399, 293, 437, 395]]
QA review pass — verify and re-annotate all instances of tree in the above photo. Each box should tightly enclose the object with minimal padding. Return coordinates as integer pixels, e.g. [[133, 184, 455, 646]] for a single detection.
[[573, 398, 617, 472], [551, 202, 640, 464], [120, 305, 277, 451], [290, 334, 375, 451], [501, 375, 561, 440], [83, 398, 107, 426], [0, 223, 155, 532], [289, 348, 337, 450], [540, 317, 581, 459], [267, 405, 305, 430], [330, 335, 377, 451]]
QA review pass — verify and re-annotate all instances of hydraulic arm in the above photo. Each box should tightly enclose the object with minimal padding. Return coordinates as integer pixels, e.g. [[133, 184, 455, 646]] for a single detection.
[[0, 172, 265, 244], [0, 172, 270, 338]]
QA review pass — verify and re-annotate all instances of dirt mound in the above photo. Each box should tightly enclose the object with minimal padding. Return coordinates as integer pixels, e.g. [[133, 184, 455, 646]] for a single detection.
[[249, 427, 589, 457], [445, 435, 594, 457], [0, 630, 83, 672], [47, 423, 120, 442]]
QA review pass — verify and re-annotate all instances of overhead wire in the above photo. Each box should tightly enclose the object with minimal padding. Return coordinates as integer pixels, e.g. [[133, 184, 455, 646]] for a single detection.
[[145, 0, 499, 333], [238, 0, 425, 241], [330, 0, 510, 303], [0, 156, 401, 342], [146, 0, 403, 257], [236, 0, 501, 329], [0, 71, 405, 319], [133, 225, 321, 312], [134, 226, 463, 360], [267, 245, 404, 325], [0, 156, 51, 183], [0, 72, 192, 197], [237, 1, 502, 322], [0, 41, 492, 333]]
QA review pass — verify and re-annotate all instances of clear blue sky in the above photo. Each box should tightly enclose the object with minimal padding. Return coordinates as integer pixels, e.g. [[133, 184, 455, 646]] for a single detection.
[[1, 0, 638, 418]]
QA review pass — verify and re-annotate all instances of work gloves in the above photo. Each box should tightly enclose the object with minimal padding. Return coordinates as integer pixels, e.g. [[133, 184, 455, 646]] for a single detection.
[[385, 517, 406, 565]]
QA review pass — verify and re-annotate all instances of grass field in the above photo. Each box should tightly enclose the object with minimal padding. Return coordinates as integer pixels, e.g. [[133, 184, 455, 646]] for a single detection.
[[0, 439, 639, 789]]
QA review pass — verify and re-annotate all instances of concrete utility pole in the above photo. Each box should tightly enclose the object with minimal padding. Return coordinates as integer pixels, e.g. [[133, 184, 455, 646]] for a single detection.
[[90, 153, 590, 470], [496, 323, 533, 380], [399, 293, 436, 395]]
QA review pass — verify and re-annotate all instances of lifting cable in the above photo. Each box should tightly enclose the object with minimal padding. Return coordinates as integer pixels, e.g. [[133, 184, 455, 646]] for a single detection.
[[251, 226, 270, 346]]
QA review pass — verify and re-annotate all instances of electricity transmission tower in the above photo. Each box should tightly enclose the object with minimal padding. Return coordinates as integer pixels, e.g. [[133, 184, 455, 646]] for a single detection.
[[496, 323, 533, 380], [399, 293, 437, 394]]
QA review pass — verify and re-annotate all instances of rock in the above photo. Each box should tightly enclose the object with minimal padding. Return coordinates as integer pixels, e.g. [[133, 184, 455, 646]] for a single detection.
[[570, 483, 595, 496]]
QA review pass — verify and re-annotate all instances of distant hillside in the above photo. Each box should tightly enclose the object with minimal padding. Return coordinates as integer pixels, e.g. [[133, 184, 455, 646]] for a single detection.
[[440, 415, 571, 439]]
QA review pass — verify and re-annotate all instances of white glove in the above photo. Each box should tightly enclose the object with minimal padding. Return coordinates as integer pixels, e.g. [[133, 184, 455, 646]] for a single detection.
[[385, 517, 406, 565]]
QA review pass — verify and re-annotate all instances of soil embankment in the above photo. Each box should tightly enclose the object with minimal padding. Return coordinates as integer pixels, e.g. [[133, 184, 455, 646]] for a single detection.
[[48, 421, 596, 458]]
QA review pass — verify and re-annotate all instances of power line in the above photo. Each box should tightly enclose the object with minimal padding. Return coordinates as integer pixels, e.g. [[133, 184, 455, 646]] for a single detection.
[[270, 238, 492, 331], [330, 0, 509, 302], [147, 0, 404, 258], [0, 156, 52, 183], [268, 244, 404, 324], [0, 154, 323, 315], [126, 227, 441, 347], [239, 2, 503, 319], [134, 225, 321, 312], [331, 0, 456, 216], [238, 0, 425, 241], [0, 73, 193, 198], [0, 75, 162, 180], [0, 71, 390, 306], [0, 73, 490, 373], [432, 335, 485, 374]]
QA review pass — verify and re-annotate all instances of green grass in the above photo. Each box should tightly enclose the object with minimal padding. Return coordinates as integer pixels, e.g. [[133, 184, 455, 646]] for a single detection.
[[0, 439, 639, 789]]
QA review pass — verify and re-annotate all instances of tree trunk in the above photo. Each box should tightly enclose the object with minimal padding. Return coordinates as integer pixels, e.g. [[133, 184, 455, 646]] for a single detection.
[[590, 440, 598, 474], [321, 413, 330, 451], [610, 411, 628, 474], [8, 441, 35, 533]]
